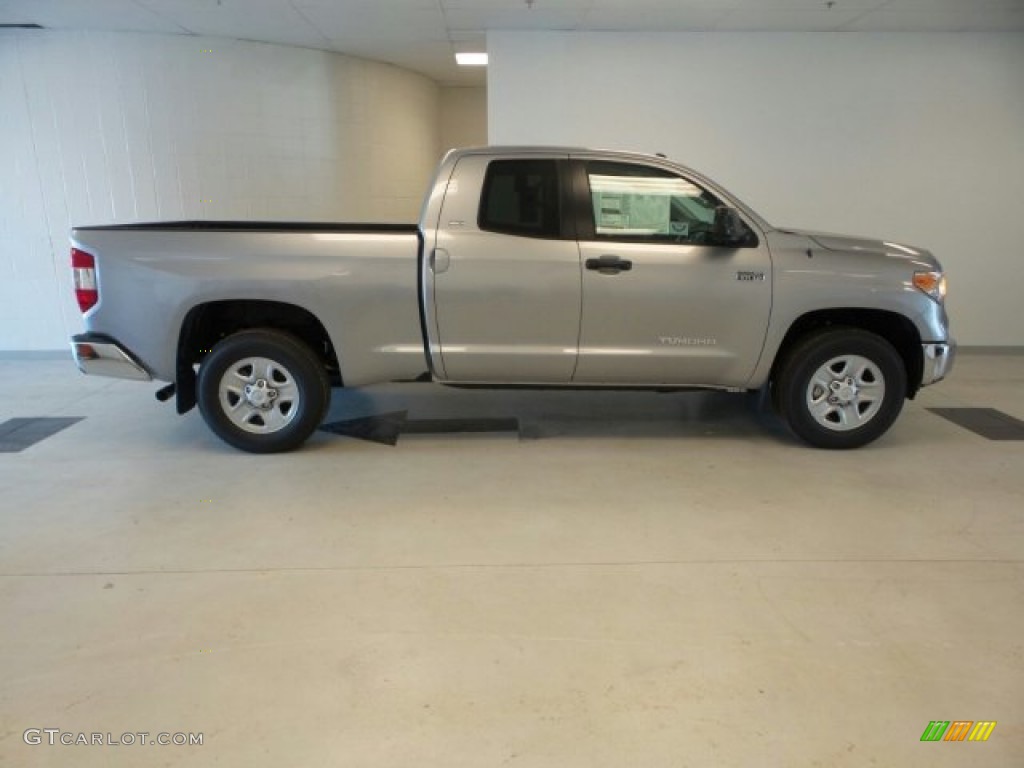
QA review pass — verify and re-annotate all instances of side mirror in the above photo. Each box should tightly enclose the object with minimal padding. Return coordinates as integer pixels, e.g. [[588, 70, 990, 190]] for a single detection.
[[711, 206, 753, 247]]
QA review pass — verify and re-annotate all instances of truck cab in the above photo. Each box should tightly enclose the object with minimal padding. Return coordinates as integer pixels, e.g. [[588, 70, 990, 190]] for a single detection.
[[421, 148, 772, 388]]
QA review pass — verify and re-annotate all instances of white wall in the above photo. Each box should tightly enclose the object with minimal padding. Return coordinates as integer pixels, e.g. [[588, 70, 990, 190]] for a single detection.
[[489, 31, 1024, 347], [439, 86, 488, 154], [0, 30, 441, 351]]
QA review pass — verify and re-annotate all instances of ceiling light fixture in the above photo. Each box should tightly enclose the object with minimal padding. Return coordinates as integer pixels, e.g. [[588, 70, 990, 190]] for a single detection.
[[455, 52, 488, 66]]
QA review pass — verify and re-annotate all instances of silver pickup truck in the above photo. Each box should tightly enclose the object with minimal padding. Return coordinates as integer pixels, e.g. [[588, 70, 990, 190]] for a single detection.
[[69, 146, 954, 452]]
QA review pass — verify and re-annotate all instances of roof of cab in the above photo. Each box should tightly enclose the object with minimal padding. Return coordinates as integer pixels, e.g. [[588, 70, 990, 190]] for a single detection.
[[447, 145, 670, 163]]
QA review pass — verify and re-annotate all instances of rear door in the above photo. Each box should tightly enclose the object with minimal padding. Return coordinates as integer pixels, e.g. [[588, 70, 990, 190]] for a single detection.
[[428, 153, 582, 383], [571, 157, 772, 387]]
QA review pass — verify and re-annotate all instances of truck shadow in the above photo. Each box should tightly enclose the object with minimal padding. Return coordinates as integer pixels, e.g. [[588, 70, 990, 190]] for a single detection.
[[323, 384, 794, 444]]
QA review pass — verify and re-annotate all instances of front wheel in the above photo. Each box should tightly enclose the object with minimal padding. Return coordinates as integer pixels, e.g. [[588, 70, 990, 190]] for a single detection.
[[197, 329, 330, 453], [773, 328, 907, 449]]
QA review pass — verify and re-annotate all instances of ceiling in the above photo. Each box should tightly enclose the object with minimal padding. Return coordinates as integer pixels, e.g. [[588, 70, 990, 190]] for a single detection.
[[2, 0, 1023, 86]]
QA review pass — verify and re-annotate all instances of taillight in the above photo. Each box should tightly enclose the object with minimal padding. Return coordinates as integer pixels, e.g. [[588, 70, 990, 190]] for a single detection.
[[71, 248, 98, 312]]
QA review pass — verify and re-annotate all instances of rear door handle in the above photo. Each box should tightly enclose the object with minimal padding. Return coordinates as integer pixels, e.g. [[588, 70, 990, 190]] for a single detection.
[[585, 255, 633, 275]]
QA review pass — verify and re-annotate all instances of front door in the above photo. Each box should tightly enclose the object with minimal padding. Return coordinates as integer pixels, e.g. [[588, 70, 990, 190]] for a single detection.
[[571, 158, 772, 387], [430, 154, 582, 383]]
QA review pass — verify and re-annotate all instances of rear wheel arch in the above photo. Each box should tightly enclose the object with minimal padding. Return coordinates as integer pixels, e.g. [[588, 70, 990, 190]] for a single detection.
[[196, 328, 330, 453], [175, 300, 341, 413]]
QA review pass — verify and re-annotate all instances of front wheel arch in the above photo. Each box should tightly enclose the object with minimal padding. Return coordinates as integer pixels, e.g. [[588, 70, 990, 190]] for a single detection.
[[769, 309, 923, 398], [772, 326, 907, 449]]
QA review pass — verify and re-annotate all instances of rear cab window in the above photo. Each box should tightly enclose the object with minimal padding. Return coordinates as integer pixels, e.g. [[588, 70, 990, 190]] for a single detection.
[[478, 159, 562, 239]]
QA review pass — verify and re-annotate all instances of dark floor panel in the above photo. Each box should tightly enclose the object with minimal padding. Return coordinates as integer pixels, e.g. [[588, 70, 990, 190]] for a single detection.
[[319, 412, 520, 446], [400, 417, 520, 435], [0, 417, 84, 452], [928, 408, 1024, 440]]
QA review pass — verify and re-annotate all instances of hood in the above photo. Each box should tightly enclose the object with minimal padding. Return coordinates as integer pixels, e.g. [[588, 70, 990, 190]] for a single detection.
[[773, 227, 940, 269]]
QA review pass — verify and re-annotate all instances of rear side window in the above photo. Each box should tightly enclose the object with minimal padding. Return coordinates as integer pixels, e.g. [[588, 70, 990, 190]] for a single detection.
[[479, 159, 561, 238]]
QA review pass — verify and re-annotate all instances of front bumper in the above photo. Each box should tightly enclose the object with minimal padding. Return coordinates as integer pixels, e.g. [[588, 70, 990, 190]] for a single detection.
[[70, 334, 152, 381], [921, 341, 955, 387]]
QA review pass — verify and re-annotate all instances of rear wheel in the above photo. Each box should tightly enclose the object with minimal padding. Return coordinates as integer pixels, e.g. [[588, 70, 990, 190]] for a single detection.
[[774, 328, 906, 449], [197, 329, 329, 453]]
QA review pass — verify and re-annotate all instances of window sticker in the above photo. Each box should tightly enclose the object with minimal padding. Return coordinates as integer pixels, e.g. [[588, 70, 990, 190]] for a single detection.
[[590, 174, 703, 236]]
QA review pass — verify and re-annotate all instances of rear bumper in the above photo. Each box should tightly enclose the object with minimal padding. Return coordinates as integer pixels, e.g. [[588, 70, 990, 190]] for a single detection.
[[920, 341, 955, 387], [70, 334, 152, 381]]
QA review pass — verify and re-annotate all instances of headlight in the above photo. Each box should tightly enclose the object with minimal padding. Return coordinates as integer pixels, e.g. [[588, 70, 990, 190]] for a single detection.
[[913, 271, 946, 302]]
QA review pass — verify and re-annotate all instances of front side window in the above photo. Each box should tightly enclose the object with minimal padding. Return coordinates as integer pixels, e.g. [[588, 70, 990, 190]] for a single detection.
[[479, 159, 561, 238], [586, 161, 722, 244]]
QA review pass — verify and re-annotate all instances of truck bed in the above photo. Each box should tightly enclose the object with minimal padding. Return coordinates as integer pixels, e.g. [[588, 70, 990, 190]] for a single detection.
[[74, 220, 419, 233], [71, 221, 427, 385]]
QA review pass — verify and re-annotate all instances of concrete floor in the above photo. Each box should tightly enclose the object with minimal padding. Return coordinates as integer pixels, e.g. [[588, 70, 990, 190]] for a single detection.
[[1, 353, 1022, 767]]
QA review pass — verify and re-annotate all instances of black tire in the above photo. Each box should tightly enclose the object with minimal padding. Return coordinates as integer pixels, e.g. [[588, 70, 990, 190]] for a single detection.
[[773, 327, 906, 449], [197, 329, 330, 453]]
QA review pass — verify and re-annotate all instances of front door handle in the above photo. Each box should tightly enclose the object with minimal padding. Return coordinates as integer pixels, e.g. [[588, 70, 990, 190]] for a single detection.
[[585, 255, 633, 275]]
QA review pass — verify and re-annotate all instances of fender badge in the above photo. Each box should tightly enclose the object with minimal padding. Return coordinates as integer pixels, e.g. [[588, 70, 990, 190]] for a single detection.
[[737, 271, 766, 281]]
